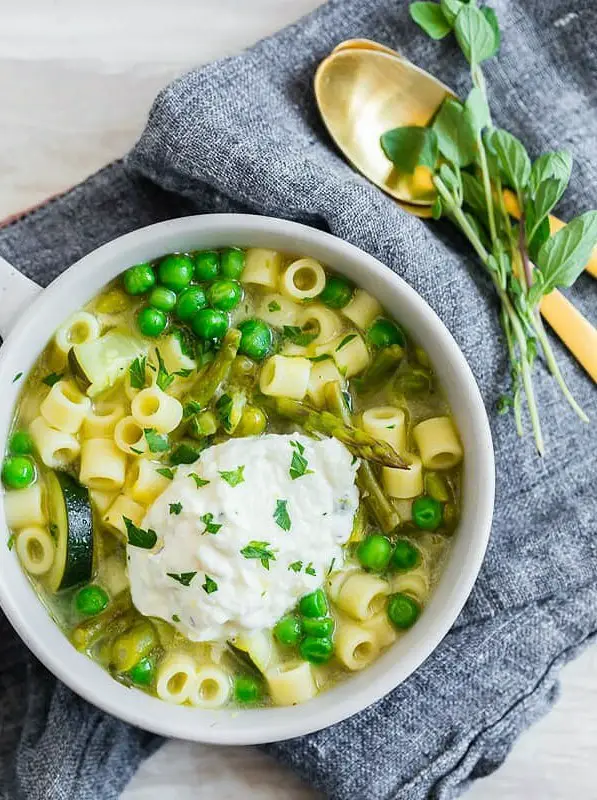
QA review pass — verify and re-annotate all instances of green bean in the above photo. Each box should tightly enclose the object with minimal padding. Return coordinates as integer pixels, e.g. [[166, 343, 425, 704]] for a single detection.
[[111, 621, 158, 672]]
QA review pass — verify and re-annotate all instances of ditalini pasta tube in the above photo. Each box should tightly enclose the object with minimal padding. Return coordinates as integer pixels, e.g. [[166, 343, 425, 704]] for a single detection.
[[413, 416, 464, 469], [362, 406, 407, 453], [259, 355, 311, 399], [156, 653, 198, 705], [299, 305, 343, 345], [335, 572, 391, 621], [4, 484, 46, 529], [190, 666, 231, 709], [30, 416, 81, 468], [242, 248, 283, 288], [334, 619, 379, 671], [79, 439, 127, 492], [40, 380, 91, 433], [82, 402, 125, 439], [54, 311, 101, 354], [266, 662, 317, 706], [16, 527, 55, 576], [114, 416, 149, 456], [390, 567, 430, 603], [128, 459, 172, 505], [342, 289, 382, 329], [103, 494, 146, 540], [363, 611, 398, 649], [307, 358, 345, 407], [280, 258, 327, 301], [331, 333, 370, 377], [131, 387, 183, 434], [257, 293, 300, 328], [382, 453, 423, 498]]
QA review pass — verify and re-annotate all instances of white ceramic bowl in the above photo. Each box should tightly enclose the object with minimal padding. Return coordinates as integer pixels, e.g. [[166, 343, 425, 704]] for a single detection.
[[0, 214, 494, 744]]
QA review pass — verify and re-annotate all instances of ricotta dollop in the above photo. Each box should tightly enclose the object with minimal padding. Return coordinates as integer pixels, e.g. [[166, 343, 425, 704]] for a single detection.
[[127, 434, 358, 642]]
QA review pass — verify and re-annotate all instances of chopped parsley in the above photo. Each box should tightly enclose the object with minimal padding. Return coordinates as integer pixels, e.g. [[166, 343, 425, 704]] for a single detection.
[[215, 393, 233, 431], [202, 575, 218, 594], [240, 540, 276, 570], [12, 372, 23, 383], [170, 443, 202, 465], [130, 447, 143, 455], [174, 367, 193, 378], [308, 354, 332, 363], [169, 502, 183, 515], [201, 513, 222, 534], [42, 372, 63, 387], [305, 563, 316, 576], [129, 356, 147, 389], [183, 400, 203, 418], [282, 325, 317, 347], [189, 472, 210, 488], [288, 560, 303, 573], [172, 614, 181, 622], [268, 300, 281, 312], [167, 571, 197, 587], [219, 465, 245, 487], [7, 534, 15, 551], [327, 557, 337, 576], [273, 499, 291, 531], [144, 428, 169, 453], [156, 467, 175, 480], [123, 517, 157, 549], [155, 348, 174, 391], [336, 334, 357, 351], [289, 440, 313, 480]]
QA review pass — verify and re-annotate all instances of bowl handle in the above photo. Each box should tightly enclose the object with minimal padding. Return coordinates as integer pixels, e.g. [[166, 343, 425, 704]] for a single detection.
[[0, 255, 42, 340]]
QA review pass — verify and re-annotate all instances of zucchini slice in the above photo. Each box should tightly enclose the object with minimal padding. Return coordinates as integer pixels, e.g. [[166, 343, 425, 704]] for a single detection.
[[46, 471, 94, 592], [69, 330, 146, 397]]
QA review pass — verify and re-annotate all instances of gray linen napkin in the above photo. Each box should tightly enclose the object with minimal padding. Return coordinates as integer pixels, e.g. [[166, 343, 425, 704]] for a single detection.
[[1, 0, 596, 798]]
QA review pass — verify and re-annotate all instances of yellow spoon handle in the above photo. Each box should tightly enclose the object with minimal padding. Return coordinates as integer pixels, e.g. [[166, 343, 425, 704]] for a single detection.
[[540, 290, 597, 382]]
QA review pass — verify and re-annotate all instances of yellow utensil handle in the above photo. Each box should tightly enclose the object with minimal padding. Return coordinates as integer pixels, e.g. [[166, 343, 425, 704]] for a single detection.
[[503, 189, 597, 278], [540, 290, 597, 382]]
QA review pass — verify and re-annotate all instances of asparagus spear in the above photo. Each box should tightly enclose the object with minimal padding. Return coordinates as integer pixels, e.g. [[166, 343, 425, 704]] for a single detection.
[[189, 328, 241, 409], [354, 344, 404, 393], [324, 381, 401, 534], [273, 396, 406, 469], [71, 591, 136, 652]]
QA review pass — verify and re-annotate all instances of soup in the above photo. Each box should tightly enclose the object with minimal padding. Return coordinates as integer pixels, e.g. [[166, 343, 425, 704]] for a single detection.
[[2, 247, 463, 708]]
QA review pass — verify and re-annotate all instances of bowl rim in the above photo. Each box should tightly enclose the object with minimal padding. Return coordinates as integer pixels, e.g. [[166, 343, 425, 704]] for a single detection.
[[0, 213, 494, 744]]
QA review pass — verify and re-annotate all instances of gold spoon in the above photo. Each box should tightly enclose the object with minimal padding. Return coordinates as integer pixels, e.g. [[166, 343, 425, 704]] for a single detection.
[[314, 42, 597, 381]]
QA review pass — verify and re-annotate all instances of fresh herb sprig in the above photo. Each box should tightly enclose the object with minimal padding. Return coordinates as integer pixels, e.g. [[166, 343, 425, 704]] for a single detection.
[[381, 1, 596, 454]]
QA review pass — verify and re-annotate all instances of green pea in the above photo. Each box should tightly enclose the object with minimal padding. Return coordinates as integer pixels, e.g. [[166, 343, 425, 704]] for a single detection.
[[191, 308, 229, 340], [148, 286, 177, 312], [387, 593, 420, 630], [157, 254, 194, 292], [1, 456, 35, 489], [234, 675, 262, 704], [391, 539, 421, 572], [299, 588, 328, 618], [368, 318, 405, 348], [236, 406, 267, 437], [273, 614, 303, 646], [424, 472, 451, 502], [238, 319, 273, 360], [9, 431, 34, 456], [220, 248, 246, 279], [412, 495, 443, 530], [207, 280, 243, 311], [137, 307, 168, 338], [128, 656, 156, 687], [319, 275, 353, 308], [75, 585, 109, 617], [194, 250, 220, 281], [299, 636, 334, 664], [302, 616, 335, 637], [175, 286, 207, 322], [123, 263, 155, 296], [356, 533, 393, 572]]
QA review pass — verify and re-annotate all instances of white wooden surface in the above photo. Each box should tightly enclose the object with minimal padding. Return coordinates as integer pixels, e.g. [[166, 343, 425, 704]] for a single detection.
[[1, 3, 595, 798]]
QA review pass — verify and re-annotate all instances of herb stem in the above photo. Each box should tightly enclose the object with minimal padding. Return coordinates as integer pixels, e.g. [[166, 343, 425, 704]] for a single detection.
[[500, 308, 523, 436], [477, 136, 500, 251]]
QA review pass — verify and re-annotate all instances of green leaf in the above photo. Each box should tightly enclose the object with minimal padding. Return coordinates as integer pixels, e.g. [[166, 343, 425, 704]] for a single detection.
[[308, 353, 333, 363], [282, 325, 317, 347], [154, 348, 174, 392], [289, 441, 313, 480], [525, 177, 566, 244], [240, 540, 276, 570], [202, 575, 218, 594], [529, 151, 572, 197], [439, 163, 462, 199], [336, 334, 357, 351], [461, 171, 487, 217], [169, 502, 183, 515], [172, 614, 181, 622], [189, 472, 210, 488], [486, 128, 531, 194], [480, 6, 501, 58], [454, 4, 498, 65], [432, 98, 476, 167], [7, 534, 15, 551], [12, 373, 23, 383], [288, 560, 303, 573], [410, 2, 452, 39], [156, 467, 175, 480], [274, 499, 291, 531], [431, 196, 443, 219], [536, 211, 597, 293], [200, 512, 222, 534], [129, 357, 147, 390], [124, 517, 157, 549], [268, 301, 281, 312], [305, 563, 316, 576], [528, 216, 551, 263], [167, 571, 197, 587], [144, 428, 169, 453], [170, 443, 202, 465], [440, 0, 464, 25], [215, 393, 233, 430], [42, 372, 63, 387], [380, 126, 439, 174], [219, 465, 245, 487], [464, 87, 491, 136]]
